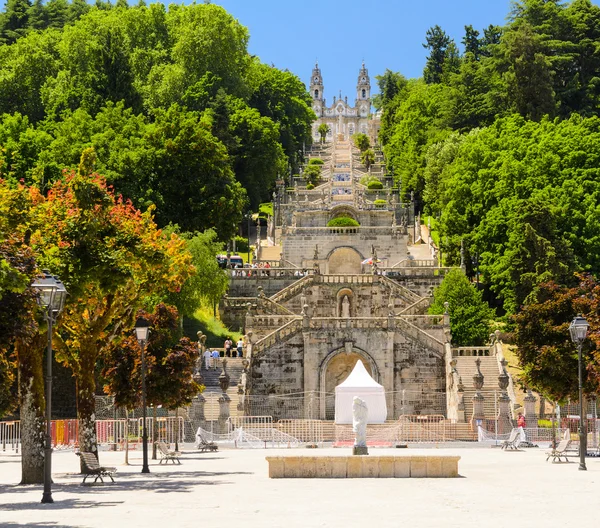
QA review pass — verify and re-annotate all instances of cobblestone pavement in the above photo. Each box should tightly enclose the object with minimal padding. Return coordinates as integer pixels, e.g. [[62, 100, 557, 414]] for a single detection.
[[1, 445, 599, 528]]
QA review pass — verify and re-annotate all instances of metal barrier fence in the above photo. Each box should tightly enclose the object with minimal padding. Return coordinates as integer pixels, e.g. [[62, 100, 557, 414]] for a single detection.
[[1, 420, 20, 452], [0, 416, 185, 451]]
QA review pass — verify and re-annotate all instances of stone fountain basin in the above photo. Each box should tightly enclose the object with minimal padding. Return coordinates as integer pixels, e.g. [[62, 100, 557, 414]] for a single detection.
[[266, 455, 460, 478]]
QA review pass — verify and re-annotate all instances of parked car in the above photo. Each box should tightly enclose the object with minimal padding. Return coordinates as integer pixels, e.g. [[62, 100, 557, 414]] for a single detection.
[[216, 254, 244, 269]]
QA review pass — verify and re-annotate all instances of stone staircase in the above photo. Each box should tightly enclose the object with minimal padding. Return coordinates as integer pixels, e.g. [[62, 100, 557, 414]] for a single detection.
[[454, 355, 503, 420], [200, 357, 246, 393]]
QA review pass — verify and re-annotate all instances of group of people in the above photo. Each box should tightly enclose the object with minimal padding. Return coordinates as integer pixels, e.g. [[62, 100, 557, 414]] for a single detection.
[[200, 337, 245, 370], [230, 262, 271, 278]]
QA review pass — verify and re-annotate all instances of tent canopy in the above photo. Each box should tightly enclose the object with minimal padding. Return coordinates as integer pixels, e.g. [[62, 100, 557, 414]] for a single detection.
[[334, 360, 387, 424]]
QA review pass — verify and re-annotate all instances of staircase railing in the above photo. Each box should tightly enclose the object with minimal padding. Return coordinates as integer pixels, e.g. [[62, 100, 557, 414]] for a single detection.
[[394, 317, 445, 357], [379, 275, 423, 304], [251, 318, 303, 356], [269, 274, 314, 305]]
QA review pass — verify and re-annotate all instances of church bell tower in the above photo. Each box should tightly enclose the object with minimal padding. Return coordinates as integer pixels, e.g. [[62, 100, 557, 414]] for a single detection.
[[356, 62, 371, 117], [309, 62, 324, 117]]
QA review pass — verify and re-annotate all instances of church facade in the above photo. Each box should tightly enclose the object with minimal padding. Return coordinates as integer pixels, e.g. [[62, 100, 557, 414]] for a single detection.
[[309, 62, 379, 142]]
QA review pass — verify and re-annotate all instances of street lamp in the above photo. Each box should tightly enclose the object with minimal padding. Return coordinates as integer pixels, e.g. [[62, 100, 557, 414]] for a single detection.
[[32, 271, 67, 504], [135, 316, 151, 474], [569, 314, 589, 471]]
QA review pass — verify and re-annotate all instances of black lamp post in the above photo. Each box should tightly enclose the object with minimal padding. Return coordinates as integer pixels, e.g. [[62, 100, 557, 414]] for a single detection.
[[32, 271, 67, 504], [569, 314, 589, 471], [246, 213, 252, 263], [135, 317, 151, 474]]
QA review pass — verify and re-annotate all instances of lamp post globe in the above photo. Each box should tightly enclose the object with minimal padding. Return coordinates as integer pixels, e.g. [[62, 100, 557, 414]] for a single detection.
[[31, 271, 67, 504], [135, 317, 151, 474], [569, 314, 589, 471]]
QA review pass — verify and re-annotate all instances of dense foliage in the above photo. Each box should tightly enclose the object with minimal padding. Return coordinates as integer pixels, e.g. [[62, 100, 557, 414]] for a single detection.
[[429, 269, 495, 346], [378, 0, 600, 318], [0, 1, 314, 237], [513, 275, 600, 401]]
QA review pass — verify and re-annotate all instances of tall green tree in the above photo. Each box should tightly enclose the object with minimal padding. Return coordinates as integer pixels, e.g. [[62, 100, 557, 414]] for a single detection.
[[423, 25, 456, 84], [0, 0, 31, 44], [429, 269, 495, 346]]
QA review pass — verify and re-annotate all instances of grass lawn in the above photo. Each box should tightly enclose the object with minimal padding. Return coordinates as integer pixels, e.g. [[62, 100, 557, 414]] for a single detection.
[[183, 304, 243, 347]]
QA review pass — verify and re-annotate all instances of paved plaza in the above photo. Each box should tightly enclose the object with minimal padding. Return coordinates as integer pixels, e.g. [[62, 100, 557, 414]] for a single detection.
[[1, 445, 599, 528]]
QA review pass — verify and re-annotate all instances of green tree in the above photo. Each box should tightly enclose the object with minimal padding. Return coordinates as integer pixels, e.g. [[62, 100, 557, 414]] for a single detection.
[[303, 163, 321, 187], [423, 25, 456, 84], [429, 269, 495, 346], [317, 123, 329, 143], [0, 0, 31, 44], [163, 229, 228, 318], [247, 61, 313, 173], [353, 133, 370, 152], [462, 25, 481, 59], [360, 148, 375, 170]]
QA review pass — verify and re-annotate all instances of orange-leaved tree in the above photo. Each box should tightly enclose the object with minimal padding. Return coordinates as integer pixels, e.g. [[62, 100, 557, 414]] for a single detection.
[[26, 150, 194, 460]]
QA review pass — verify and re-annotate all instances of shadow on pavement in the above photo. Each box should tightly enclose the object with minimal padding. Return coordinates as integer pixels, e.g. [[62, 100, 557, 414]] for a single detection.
[[0, 523, 81, 528], [0, 498, 123, 511]]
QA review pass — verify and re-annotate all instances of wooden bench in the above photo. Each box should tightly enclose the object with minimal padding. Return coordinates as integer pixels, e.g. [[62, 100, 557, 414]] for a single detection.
[[77, 451, 117, 484], [156, 441, 181, 464]]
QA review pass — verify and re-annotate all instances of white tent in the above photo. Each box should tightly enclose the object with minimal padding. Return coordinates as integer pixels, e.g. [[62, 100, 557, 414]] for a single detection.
[[334, 360, 387, 424]]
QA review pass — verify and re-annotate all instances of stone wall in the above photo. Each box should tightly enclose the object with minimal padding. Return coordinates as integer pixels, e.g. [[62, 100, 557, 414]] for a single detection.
[[248, 325, 446, 420], [282, 230, 408, 269], [227, 277, 298, 298], [280, 281, 410, 318]]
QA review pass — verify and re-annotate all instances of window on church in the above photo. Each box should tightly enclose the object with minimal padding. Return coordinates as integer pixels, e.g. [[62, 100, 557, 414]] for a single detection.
[[362, 89, 366, 98], [314, 89, 319, 98]]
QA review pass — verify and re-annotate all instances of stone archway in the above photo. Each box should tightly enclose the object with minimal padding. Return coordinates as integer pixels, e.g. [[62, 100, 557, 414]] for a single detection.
[[327, 247, 362, 274], [324, 352, 372, 395], [319, 347, 379, 419]]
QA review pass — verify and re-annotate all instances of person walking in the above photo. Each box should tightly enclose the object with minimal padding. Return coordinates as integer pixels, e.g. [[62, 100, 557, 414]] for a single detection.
[[236, 338, 244, 358], [203, 348, 211, 370], [211, 349, 220, 370], [224, 337, 232, 357]]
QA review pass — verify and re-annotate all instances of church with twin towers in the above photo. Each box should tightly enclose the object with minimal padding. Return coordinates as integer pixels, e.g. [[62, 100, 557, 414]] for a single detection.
[[309, 62, 380, 143]]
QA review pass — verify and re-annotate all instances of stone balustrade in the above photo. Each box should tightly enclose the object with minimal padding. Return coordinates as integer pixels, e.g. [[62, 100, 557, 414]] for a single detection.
[[398, 297, 432, 315], [395, 318, 446, 357], [452, 347, 493, 357], [401, 314, 446, 328], [251, 318, 303, 356], [251, 315, 298, 329], [266, 455, 460, 478], [288, 226, 406, 237], [228, 268, 310, 279], [309, 317, 388, 330], [269, 275, 314, 305], [380, 267, 453, 278]]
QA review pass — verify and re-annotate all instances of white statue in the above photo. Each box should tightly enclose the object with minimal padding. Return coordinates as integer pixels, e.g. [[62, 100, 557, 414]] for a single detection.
[[352, 396, 368, 448], [341, 295, 350, 318]]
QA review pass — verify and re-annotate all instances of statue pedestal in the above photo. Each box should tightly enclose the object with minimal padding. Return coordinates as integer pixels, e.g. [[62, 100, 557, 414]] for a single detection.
[[353, 446, 369, 456]]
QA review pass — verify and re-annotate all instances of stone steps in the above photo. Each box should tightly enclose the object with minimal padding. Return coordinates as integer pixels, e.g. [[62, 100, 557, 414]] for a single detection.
[[454, 356, 504, 419], [200, 357, 246, 393]]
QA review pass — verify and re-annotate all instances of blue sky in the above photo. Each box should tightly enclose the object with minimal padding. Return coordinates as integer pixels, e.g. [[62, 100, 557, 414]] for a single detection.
[[214, 0, 515, 98]]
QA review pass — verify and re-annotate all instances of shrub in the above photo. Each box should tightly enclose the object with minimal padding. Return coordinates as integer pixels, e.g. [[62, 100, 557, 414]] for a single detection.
[[308, 158, 324, 165], [373, 199, 386, 208], [327, 216, 360, 227], [304, 164, 321, 186], [306, 183, 315, 190], [367, 180, 383, 190]]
